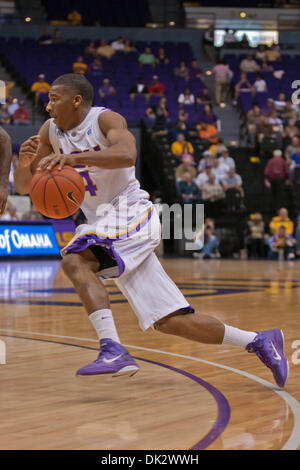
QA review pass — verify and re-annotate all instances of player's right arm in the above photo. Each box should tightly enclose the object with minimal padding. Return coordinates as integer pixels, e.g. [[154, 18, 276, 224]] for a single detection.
[[14, 120, 53, 195]]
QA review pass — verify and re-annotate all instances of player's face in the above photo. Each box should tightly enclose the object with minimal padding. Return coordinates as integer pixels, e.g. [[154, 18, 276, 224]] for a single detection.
[[46, 85, 82, 130]]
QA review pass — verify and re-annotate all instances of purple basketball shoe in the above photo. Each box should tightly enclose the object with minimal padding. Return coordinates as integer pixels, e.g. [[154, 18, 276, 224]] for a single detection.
[[246, 329, 289, 388], [76, 338, 139, 377]]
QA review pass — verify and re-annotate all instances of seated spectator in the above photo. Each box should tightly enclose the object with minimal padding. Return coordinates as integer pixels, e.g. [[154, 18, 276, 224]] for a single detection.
[[222, 168, 244, 198], [273, 93, 287, 115], [268, 225, 296, 260], [269, 207, 294, 235], [283, 118, 300, 141], [53, 28, 64, 44], [257, 115, 282, 145], [285, 136, 300, 159], [129, 77, 148, 101], [155, 47, 169, 65], [175, 154, 197, 180], [171, 133, 194, 158], [88, 57, 103, 76], [264, 149, 290, 212], [98, 79, 116, 99], [197, 150, 215, 173], [178, 104, 189, 124], [261, 98, 276, 116], [223, 28, 237, 46], [194, 219, 220, 259], [178, 87, 195, 105], [247, 213, 266, 258], [218, 148, 236, 170], [189, 59, 204, 80], [239, 34, 250, 49], [38, 28, 53, 45], [123, 39, 136, 53], [196, 166, 214, 189], [72, 56, 88, 75], [146, 97, 170, 132], [67, 9, 82, 25], [138, 47, 155, 66], [0, 104, 11, 124], [148, 75, 165, 96], [31, 74, 51, 105], [177, 171, 202, 204], [253, 73, 268, 94], [255, 45, 267, 62], [13, 100, 30, 125], [208, 138, 228, 157], [174, 61, 190, 81], [84, 41, 97, 57], [111, 37, 125, 51], [290, 146, 300, 172], [201, 173, 225, 217], [96, 39, 115, 59], [196, 122, 218, 144], [247, 104, 264, 142], [169, 121, 188, 141], [240, 55, 259, 73], [211, 158, 229, 182], [233, 72, 253, 105], [196, 87, 212, 106], [281, 102, 298, 123], [198, 104, 217, 124], [265, 44, 281, 63], [7, 97, 19, 116]]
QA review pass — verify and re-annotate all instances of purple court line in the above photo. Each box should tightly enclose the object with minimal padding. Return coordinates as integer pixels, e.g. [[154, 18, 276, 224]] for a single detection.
[[0, 334, 231, 451]]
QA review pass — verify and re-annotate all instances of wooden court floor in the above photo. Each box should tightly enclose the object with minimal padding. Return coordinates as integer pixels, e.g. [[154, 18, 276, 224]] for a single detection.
[[0, 257, 300, 450]]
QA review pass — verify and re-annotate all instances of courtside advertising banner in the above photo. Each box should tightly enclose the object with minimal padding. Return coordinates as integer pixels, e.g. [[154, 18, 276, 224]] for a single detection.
[[0, 223, 60, 256]]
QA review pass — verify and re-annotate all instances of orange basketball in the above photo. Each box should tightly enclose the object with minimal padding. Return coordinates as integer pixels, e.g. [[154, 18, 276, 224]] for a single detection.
[[30, 165, 85, 219]]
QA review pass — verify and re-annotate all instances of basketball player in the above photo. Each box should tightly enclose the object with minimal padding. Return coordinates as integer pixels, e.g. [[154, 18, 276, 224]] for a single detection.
[[0, 127, 12, 215], [14, 74, 288, 387]]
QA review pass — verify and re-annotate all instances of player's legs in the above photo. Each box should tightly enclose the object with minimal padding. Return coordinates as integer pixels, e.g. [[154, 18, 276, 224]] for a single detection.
[[61, 249, 139, 377]]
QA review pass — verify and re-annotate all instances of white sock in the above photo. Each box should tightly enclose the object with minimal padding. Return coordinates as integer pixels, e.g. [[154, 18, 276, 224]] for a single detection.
[[222, 325, 257, 348], [89, 309, 121, 343]]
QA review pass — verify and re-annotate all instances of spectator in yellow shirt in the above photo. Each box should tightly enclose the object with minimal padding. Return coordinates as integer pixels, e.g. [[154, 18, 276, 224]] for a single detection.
[[72, 56, 88, 75], [171, 133, 194, 158], [67, 9, 82, 25], [265, 45, 280, 63], [269, 207, 294, 235], [31, 74, 51, 105]]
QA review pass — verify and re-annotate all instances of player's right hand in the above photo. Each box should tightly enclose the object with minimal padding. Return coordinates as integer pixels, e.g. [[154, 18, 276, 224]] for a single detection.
[[19, 135, 40, 168]]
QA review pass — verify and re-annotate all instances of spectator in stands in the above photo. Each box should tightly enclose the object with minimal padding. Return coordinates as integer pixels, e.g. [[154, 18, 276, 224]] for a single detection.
[[281, 102, 298, 123], [283, 118, 300, 141], [72, 56, 88, 75], [265, 44, 281, 63], [196, 87, 212, 106], [155, 47, 169, 65], [233, 72, 253, 105], [53, 28, 65, 44], [285, 136, 300, 159], [84, 41, 97, 57], [269, 207, 294, 235], [290, 146, 300, 177], [138, 46, 156, 66], [123, 39, 136, 53], [5, 80, 14, 100], [264, 149, 290, 212], [177, 171, 202, 205], [96, 39, 115, 59], [178, 87, 195, 105], [148, 75, 165, 96], [239, 34, 250, 48], [38, 28, 53, 45], [208, 138, 227, 157], [222, 167, 244, 198], [198, 104, 217, 125], [169, 121, 188, 141], [253, 73, 268, 94], [202, 24, 215, 63], [246, 104, 264, 145], [240, 55, 260, 73], [212, 59, 233, 106], [174, 61, 190, 81], [129, 77, 148, 101], [146, 97, 170, 132], [111, 37, 125, 51], [0, 104, 11, 125], [175, 154, 197, 180], [257, 115, 279, 144], [98, 78, 116, 99], [196, 166, 213, 190], [260, 59, 274, 72], [88, 57, 103, 76], [246, 213, 266, 259], [196, 122, 218, 144], [223, 28, 237, 46], [211, 157, 229, 182], [67, 9, 82, 25], [194, 218, 220, 259], [189, 59, 204, 80], [219, 148, 236, 170], [268, 225, 296, 260], [255, 45, 267, 62], [13, 100, 30, 125], [7, 97, 19, 118], [197, 150, 215, 173], [171, 133, 194, 158], [261, 97, 276, 116], [201, 173, 225, 217], [178, 105, 189, 124], [273, 93, 287, 115], [31, 74, 51, 105]]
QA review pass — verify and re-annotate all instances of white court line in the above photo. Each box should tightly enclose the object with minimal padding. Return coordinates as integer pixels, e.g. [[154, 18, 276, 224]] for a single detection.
[[0, 328, 299, 450]]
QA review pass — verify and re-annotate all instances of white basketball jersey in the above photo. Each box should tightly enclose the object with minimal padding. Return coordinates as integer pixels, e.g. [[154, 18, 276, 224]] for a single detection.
[[49, 107, 151, 224]]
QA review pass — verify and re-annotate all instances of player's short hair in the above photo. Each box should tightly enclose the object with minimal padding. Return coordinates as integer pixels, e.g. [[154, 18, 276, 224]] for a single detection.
[[52, 73, 94, 105]]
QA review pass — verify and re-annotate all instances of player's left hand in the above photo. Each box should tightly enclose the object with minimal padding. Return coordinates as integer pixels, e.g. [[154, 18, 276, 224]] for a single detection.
[[37, 153, 75, 171], [0, 182, 8, 216]]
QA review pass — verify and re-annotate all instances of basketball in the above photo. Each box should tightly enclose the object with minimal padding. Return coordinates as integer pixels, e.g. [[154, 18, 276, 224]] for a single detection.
[[29, 165, 85, 219]]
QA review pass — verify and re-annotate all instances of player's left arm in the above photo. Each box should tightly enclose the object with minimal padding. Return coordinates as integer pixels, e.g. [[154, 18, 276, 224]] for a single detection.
[[0, 127, 12, 215], [37, 111, 137, 171]]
